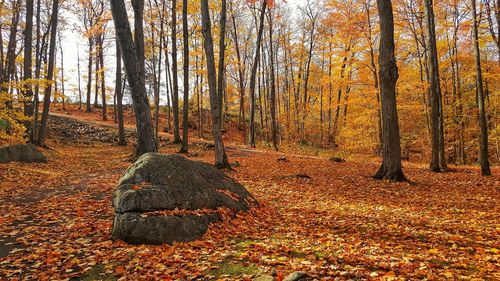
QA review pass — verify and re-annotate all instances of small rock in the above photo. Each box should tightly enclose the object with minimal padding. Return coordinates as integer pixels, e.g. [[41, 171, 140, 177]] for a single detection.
[[277, 156, 289, 162], [295, 173, 311, 179], [329, 157, 346, 163], [0, 144, 47, 163], [283, 271, 308, 281]]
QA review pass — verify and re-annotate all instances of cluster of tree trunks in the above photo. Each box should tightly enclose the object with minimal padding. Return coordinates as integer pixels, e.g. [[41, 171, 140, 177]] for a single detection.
[[2, 0, 494, 176]]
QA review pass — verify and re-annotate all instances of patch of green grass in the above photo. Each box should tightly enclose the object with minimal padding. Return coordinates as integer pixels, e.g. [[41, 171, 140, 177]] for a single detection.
[[234, 239, 257, 250], [289, 249, 307, 258], [75, 264, 118, 281], [209, 261, 260, 277]]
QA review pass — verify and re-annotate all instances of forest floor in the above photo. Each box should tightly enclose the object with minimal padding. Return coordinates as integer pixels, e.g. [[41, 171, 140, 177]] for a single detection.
[[0, 110, 499, 280]]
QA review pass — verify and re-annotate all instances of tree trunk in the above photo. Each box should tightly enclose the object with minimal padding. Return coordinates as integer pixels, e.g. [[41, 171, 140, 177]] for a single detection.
[[99, 37, 106, 120], [30, 0, 42, 142], [267, 10, 278, 151], [248, 0, 267, 148], [111, 0, 157, 157], [180, 0, 189, 153], [373, 0, 406, 182], [424, 0, 447, 172], [171, 0, 181, 143], [115, 39, 126, 146], [230, 6, 246, 143], [77, 43, 82, 110], [37, 0, 60, 146], [86, 39, 93, 112], [23, 0, 34, 132], [471, 0, 492, 176], [200, 0, 230, 168]]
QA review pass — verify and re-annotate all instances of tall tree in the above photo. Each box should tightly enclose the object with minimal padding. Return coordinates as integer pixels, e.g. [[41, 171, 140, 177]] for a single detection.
[[77, 43, 83, 110], [115, 38, 126, 146], [110, 0, 157, 157], [200, 0, 230, 168], [171, 0, 181, 143], [180, 0, 189, 153], [248, 0, 267, 148], [424, 0, 447, 172], [373, 0, 406, 181], [267, 7, 278, 150], [23, 0, 34, 132], [37, 0, 60, 146], [471, 0, 492, 176]]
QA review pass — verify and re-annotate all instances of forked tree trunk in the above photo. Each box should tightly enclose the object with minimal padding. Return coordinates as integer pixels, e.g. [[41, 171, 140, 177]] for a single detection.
[[471, 0, 492, 176], [373, 0, 406, 182], [110, 0, 157, 157]]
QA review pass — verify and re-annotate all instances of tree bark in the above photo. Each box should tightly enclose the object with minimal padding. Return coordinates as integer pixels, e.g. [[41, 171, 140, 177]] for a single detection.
[[200, 0, 230, 168], [180, 0, 189, 153], [37, 0, 60, 146], [23, 0, 34, 132], [424, 0, 447, 172], [248, 0, 267, 148], [86, 38, 93, 112], [267, 9, 278, 150], [115, 38, 126, 146], [111, 0, 157, 157], [171, 0, 181, 143], [471, 0, 492, 176], [373, 0, 406, 182]]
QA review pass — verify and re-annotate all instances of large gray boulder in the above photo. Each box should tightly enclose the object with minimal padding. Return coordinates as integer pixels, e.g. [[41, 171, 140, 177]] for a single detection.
[[0, 144, 47, 164], [112, 153, 257, 245]]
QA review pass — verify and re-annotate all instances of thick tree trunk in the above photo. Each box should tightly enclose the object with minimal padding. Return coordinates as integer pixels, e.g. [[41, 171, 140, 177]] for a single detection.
[[37, 0, 60, 146], [200, 0, 230, 168], [471, 0, 492, 176], [373, 0, 406, 182], [180, 0, 189, 153], [111, 0, 157, 157]]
